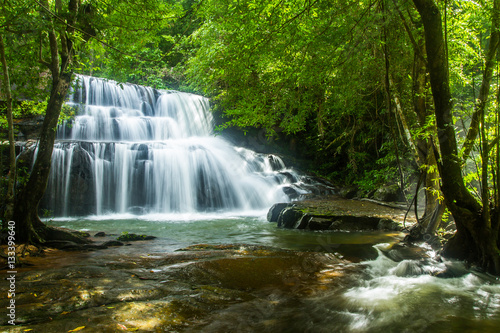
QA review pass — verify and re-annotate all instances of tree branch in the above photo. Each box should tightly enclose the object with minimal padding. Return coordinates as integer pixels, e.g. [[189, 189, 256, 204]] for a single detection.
[[34, 0, 162, 63], [390, 0, 427, 65]]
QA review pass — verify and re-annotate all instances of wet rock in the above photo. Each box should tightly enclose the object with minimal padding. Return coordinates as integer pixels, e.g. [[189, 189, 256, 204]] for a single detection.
[[0, 243, 347, 331], [338, 185, 359, 199], [45, 226, 92, 244], [43, 240, 81, 249], [434, 261, 470, 278], [268, 195, 415, 231], [83, 244, 109, 250], [94, 231, 106, 237], [378, 218, 402, 231], [40, 143, 96, 216], [381, 243, 430, 262], [268, 154, 285, 170], [72, 231, 91, 238], [267, 203, 290, 222], [101, 240, 124, 247], [282, 186, 300, 200], [391, 260, 426, 277], [15, 115, 45, 140], [307, 217, 334, 230], [117, 233, 157, 241], [277, 206, 308, 229], [43, 241, 107, 251], [279, 171, 298, 183]]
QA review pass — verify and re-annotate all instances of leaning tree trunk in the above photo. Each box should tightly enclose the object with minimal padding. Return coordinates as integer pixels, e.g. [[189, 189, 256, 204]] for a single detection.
[[389, 2, 445, 241], [13, 0, 79, 244], [413, 0, 500, 274], [13, 73, 73, 243], [412, 35, 445, 238]]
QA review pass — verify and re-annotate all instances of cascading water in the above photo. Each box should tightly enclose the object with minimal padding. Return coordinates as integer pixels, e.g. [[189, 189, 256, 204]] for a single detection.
[[42, 75, 305, 217]]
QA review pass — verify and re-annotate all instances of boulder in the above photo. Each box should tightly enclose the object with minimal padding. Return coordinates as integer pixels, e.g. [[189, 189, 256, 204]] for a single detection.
[[338, 185, 359, 199], [373, 184, 403, 202], [267, 195, 413, 231], [277, 207, 311, 229], [267, 203, 290, 222], [14, 115, 45, 140]]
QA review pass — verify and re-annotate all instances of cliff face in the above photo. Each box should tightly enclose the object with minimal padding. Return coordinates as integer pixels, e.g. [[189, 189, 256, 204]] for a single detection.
[[0, 115, 44, 141], [1, 114, 42, 184]]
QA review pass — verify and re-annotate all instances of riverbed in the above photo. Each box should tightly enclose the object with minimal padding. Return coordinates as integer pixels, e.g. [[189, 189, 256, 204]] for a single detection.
[[1, 213, 500, 332]]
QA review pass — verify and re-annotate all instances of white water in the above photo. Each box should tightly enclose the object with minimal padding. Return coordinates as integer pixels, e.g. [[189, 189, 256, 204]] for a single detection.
[[302, 243, 500, 332], [43, 75, 307, 217]]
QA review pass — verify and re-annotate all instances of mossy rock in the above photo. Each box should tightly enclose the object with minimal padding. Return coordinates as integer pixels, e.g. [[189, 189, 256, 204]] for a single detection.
[[117, 233, 156, 242]]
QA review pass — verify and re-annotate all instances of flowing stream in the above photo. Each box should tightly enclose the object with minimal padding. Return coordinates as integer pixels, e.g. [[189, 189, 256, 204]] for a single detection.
[[40, 76, 500, 332]]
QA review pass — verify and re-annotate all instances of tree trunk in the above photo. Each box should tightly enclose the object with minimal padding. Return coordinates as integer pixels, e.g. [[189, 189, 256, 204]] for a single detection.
[[412, 35, 444, 237], [390, 6, 445, 240], [0, 33, 16, 224], [13, 0, 80, 244], [413, 0, 500, 274], [13, 72, 74, 243]]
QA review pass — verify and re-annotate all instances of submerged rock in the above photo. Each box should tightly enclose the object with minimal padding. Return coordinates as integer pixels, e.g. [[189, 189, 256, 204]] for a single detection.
[[116, 233, 157, 241], [0, 243, 347, 332], [102, 240, 124, 247]]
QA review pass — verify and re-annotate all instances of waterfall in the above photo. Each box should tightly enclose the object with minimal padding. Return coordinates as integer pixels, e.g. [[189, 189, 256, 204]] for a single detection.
[[42, 75, 307, 217]]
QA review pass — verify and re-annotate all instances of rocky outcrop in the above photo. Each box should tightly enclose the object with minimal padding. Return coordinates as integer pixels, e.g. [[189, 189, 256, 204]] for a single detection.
[[337, 183, 405, 203], [268, 195, 414, 231], [14, 116, 45, 140], [0, 243, 346, 331]]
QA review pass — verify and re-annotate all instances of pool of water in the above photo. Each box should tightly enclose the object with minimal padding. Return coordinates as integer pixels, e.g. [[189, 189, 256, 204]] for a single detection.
[[45, 211, 403, 260], [44, 212, 500, 332]]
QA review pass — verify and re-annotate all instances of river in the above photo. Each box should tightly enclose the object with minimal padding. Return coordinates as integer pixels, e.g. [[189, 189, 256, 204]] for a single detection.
[[39, 213, 500, 333]]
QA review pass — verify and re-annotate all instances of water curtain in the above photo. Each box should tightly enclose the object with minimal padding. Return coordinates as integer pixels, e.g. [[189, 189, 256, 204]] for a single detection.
[[42, 75, 300, 216]]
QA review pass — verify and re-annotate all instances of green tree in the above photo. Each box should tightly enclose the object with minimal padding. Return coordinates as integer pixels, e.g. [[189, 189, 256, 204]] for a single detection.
[[9, 0, 94, 244], [187, 0, 500, 273], [187, 0, 401, 183], [1, 0, 180, 244], [413, 0, 500, 274], [79, 0, 187, 89]]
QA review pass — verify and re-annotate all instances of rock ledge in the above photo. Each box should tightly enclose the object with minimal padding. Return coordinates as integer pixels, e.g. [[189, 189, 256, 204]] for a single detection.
[[268, 195, 414, 231]]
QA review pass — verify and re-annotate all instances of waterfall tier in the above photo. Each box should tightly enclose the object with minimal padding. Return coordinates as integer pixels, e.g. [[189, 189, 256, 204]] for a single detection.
[[42, 75, 313, 217]]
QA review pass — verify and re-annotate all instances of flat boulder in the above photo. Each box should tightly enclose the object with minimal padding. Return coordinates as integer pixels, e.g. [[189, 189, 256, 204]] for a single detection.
[[268, 195, 415, 232]]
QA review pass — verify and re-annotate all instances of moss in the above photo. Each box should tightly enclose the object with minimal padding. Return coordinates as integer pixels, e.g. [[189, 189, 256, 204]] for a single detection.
[[116, 232, 156, 241]]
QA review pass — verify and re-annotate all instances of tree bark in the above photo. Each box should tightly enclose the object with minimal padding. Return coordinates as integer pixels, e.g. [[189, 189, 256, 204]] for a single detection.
[[13, 73, 74, 243], [412, 35, 444, 236], [391, 3, 444, 239], [413, 0, 500, 274], [13, 0, 79, 244], [0, 33, 16, 224]]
